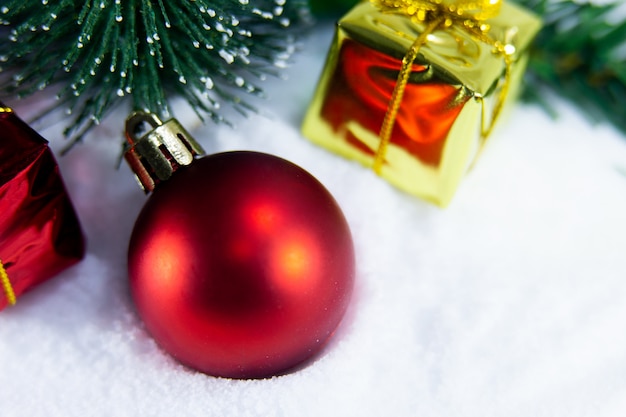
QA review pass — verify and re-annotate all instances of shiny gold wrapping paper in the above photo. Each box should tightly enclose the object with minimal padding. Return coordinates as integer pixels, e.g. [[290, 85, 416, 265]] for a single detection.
[[302, 1, 541, 206]]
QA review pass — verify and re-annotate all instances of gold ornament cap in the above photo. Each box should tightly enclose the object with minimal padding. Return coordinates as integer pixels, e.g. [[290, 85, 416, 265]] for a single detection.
[[124, 111, 205, 193]]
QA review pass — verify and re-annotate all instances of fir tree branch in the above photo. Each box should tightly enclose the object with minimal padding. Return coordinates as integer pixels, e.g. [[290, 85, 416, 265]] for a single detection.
[[513, 0, 626, 134], [0, 0, 311, 148]]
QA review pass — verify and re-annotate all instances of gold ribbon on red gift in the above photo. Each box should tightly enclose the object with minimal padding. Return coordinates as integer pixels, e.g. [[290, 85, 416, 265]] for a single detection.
[[371, 0, 514, 173], [0, 105, 17, 306], [0, 260, 17, 306]]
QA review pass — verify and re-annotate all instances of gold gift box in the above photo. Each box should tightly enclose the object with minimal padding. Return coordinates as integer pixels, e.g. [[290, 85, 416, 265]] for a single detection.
[[302, 1, 541, 206]]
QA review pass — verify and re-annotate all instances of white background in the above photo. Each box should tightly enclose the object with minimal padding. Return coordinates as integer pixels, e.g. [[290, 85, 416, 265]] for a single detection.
[[2, 23, 626, 417]]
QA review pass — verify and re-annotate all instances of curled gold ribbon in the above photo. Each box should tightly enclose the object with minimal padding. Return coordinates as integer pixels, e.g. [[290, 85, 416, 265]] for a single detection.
[[371, 0, 514, 173], [0, 260, 17, 306]]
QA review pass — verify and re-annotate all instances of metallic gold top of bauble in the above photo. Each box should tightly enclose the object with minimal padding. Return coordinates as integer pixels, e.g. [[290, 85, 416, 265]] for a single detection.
[[124, 112, 205, 193]]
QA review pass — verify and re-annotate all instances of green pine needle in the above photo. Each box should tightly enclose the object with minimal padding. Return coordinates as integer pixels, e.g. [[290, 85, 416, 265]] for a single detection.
[[0, 0, 310, 149], [513, 0, 626, 134]]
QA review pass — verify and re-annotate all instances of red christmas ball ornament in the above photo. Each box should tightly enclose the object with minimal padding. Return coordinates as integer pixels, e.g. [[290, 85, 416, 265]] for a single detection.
[[124, 112, 355, 379]]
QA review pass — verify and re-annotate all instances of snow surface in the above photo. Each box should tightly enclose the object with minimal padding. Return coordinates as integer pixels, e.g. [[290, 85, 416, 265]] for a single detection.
[[2, 25, 626, 417]]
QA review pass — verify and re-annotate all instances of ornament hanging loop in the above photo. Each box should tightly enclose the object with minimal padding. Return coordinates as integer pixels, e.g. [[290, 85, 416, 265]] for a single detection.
[[125, 112, 166, 144], [124, 112, 205, 193]]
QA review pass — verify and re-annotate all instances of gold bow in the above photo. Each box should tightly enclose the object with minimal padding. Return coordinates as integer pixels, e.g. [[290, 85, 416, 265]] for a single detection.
[[376, 0, 502, 22], [371, 0, 514, 173], [1, 260, 17, 306]]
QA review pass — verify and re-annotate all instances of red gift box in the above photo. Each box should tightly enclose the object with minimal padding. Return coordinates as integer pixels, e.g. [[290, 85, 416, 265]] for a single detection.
[[0, 104, 85, 311]]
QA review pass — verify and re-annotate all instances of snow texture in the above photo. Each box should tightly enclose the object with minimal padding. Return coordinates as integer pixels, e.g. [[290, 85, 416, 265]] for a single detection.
[[2, 25, 626, 417]]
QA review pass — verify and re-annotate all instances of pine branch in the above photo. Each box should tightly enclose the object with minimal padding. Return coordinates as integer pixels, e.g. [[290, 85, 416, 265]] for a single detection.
[[0, 0, 310, 148], [512, 0, 626, 134]]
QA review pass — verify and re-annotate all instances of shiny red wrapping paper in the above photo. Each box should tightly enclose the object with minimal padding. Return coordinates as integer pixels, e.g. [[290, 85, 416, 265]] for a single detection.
[[0, 105, 85, 311]]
